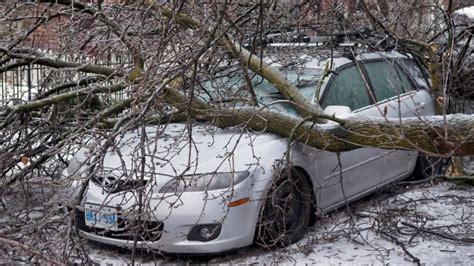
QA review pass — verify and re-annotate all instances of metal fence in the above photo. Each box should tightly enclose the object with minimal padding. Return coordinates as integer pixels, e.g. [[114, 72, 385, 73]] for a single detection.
[[0, 64, 47, 105], [1, 55, 132, 107]]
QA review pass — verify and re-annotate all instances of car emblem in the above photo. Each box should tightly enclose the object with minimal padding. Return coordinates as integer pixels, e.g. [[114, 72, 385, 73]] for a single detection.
[[100, 176, 119, 192]]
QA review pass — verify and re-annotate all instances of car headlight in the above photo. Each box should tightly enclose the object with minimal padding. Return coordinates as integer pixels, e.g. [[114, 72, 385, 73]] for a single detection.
[[158, 171, 250, 193]]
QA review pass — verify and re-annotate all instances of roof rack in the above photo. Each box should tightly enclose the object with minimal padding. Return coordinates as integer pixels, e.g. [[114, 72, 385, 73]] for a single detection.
[[242, 28, 391, 51]]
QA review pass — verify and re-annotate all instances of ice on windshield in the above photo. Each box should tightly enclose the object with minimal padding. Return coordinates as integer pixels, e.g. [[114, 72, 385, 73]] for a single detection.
[[196, 67, 322, 109]]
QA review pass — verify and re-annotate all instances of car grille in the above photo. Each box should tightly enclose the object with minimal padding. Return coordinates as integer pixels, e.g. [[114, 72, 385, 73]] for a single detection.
[[75, 208, 164, 242], [90, 176, 149, 194]]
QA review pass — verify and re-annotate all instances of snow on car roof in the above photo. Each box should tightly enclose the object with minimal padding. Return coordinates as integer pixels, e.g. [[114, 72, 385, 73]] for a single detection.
[[264, 46, 412, 71], [456, 6, 474, 20]]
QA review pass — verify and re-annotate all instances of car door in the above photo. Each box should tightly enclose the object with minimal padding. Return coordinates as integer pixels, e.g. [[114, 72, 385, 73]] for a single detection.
[[361, 59, 436, 184], [312, 64, 386, 210]]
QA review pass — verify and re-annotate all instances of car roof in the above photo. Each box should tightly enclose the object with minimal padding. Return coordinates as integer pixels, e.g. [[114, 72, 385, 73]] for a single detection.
[[264, 47, 412, 71]]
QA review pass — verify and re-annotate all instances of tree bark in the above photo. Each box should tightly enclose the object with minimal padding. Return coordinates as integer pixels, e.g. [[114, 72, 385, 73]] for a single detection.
[[208, 108, 474, 156]]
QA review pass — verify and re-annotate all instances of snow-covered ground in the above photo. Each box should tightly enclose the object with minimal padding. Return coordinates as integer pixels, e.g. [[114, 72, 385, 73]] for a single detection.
[[86, 180, 473, 265]]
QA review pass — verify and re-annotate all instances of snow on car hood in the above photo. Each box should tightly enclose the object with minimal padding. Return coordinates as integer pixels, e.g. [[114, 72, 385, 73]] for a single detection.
[[89, 123, 286, 181]]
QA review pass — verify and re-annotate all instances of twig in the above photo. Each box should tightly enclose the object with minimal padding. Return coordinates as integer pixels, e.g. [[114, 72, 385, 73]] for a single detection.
[[408, 220, 427, 244], [379, 230, 421, 265], [401, 222, 474, 243]]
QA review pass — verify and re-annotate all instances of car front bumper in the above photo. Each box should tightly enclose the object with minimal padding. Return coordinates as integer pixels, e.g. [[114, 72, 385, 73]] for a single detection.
[[76, 176, 267, 254]]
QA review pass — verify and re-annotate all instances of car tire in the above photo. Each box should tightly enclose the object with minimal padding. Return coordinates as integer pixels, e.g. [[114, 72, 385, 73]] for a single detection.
[[256, 169, 312, 248], [414, 155, 443, 179]]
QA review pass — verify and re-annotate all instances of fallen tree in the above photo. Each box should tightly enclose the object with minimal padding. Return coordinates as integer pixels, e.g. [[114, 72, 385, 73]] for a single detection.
[[1, 1, 472, 166], [1, 1, 474, 263]]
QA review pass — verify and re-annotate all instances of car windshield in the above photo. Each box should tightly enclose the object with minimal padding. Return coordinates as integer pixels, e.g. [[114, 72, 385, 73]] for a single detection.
[[195, 66, 322, 113]]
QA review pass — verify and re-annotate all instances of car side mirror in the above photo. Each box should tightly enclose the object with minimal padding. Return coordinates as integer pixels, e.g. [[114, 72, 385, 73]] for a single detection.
[[323, 105, 352, 117]]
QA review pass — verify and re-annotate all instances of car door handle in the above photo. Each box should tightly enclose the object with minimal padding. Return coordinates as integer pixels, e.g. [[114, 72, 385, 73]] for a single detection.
[[416, 102, 426, 109]]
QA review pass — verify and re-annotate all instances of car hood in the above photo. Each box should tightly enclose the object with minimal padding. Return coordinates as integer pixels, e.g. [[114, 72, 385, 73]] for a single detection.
[[87, 123, 286, 181]]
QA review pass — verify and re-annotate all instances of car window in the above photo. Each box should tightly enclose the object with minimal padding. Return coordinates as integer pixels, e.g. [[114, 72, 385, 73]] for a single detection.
[[252, 75, 304, 115], [364, 61, 414, 102], [321, 65, 370, 111], [197, 67, 321, 115], [397, 60, 431, 91], [286, 68, 321, 100], [197, 70, 250, 103]]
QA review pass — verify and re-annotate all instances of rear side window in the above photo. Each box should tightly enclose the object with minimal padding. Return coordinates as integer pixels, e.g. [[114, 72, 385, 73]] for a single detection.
[[321, 66, 370, 111], [364, 61, 414, 102]]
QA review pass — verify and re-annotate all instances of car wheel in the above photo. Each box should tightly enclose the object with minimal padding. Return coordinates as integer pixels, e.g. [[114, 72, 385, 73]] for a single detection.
[[414, 155, 443, 179], [256, 169, 312, 247]]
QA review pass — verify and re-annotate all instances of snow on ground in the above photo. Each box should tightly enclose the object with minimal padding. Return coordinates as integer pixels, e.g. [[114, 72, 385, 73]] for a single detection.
[[86, 180, 473, 265]]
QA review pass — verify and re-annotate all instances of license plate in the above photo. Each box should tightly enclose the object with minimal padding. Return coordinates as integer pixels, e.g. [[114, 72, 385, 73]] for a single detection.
[[84, 203, 118, 230]]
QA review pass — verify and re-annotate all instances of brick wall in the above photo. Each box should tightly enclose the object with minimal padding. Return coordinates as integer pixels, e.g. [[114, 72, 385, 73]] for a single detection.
[[25, 18, 61, 50]]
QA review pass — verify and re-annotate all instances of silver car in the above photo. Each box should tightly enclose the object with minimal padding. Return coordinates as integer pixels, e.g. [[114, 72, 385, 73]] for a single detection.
[[66, 51, 437, 254]]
